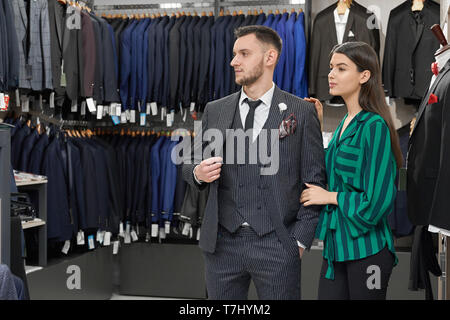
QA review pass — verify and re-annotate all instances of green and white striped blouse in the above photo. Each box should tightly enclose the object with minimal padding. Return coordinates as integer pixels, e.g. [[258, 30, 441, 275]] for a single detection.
[[316, 110, 398, 280]]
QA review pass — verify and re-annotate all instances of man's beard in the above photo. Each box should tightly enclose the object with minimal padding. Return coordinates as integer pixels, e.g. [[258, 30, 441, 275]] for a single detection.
[[235, 60, 264, 86]]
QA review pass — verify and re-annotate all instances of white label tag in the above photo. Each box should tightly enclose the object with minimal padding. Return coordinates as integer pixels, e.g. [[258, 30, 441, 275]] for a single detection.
[[165, 221, 171, 234], [126, 109, 130, 120], [161, 107, 166, 120], [86, 98, 96, 113], [119, 222, 124, 238], [151, 224, 158, 237], [131, 230, 138, 242], [150, 102, 157, 115], [166, 112, 171, 127], [21, 96, 29, 112], [104, 232, 111, 246], [124, 232, 131, 244], [97, 105, 103, 119], [125, 222, 131, 234], [81, 101, 86, 115], [39, 94, 43, 110], [77, 231, 85, 245], [71, 99, 78, 112], [49, 92, 55, 109], [109, 103, 116, 116], [140, 113, 146, 126], [182, 222, 191, 236], [130, 110, 136, 123], [183, 110, 187, 122], [385, 96, 390, 105], [103, 105, 109, 116], [196, 227, 201, 241], [62, 240, 71, 254], [189, 227, 193, 239], [120, 112, 127, 123], [159, 227, 166, 239], [88, 235, 95, 249], [146, 103, 151, 115], [0, 93, 4, 110], [190, 102, 195, 112], [116, 104, 122, 116], [113, 241, 119, 255], [15, 89, 20, 108]]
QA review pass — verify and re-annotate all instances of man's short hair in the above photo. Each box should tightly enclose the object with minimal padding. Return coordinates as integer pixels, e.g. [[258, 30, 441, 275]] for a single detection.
[[234, 25, 282, 63]]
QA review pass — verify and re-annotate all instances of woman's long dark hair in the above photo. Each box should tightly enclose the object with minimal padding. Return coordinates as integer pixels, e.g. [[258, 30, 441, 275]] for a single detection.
[[330, 41, 403, 168]]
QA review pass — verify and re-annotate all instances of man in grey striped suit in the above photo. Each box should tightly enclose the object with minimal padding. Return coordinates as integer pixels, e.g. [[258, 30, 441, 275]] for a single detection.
[[182, 25, 326, 300]]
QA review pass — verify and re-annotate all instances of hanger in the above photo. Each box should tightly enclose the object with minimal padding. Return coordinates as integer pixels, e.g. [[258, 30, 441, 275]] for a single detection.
[[268, 9, 273, 14], [226, 10, 230, 16], [247, 9, 252, 16], [219, 9, 224, 17], [283, 8, 287, 14], [275, 9, 280, 15], [299, 8, 303, 13], [253, 9, 258, 15], [209, 11, 214, 17], [232, 10, 237, 16], [260, 9, 264, 14], [57, 0, 67, 4], [201, 11, 206, 16], [291, 8, 296, 13], [238, 9, 243, 15]]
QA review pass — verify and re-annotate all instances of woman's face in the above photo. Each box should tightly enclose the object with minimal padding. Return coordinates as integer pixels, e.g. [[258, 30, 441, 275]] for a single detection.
[[328, 53, 368, 98]]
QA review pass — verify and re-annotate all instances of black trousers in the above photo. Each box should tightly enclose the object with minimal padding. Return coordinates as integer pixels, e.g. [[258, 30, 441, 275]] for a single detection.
[[318, 246, 395, 300]]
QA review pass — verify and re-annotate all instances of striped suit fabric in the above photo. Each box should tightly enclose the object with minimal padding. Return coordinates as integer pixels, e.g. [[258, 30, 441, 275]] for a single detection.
[[315, 110, 398, 280], [182, 85, 326, 299]]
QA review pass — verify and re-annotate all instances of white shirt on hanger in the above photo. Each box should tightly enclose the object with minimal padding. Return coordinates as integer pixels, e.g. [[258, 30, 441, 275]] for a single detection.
[[334, 7, 350, 45]]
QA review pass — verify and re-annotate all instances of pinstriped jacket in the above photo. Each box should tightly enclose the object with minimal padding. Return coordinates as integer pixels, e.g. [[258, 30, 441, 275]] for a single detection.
[[11, 0, 53, 91], [182, 86, 326, 254]]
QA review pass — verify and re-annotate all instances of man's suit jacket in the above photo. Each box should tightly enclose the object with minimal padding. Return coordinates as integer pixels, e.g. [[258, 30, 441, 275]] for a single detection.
[[80, 11, 96, 98], [182, 16, 198, 107], [274, 12, 288, 89], [407, 59, 450, 229], [197, 16, 214, 110], [152, 16, 169, 105], [169, 15, 186, 109], [309, 1, 380, 100], [382, 0, 440, 99], [178, 15, 192, 108], [182, 86, 326, 254], [0, 2, 8, 91], [120, 20, 138, 109], [293, 11, 308, 98], [191, 16, 208, 106], [48, 0, 65, 97], [62, 6, 80, 101], [2, 0, 20, 89], [208, 15, 224, 102], [214, 15, 231, 100]]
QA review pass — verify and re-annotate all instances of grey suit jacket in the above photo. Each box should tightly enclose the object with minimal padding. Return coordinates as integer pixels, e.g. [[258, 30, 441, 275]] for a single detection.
[[182, 86, 327, 254], [12, 0, 53, 91]]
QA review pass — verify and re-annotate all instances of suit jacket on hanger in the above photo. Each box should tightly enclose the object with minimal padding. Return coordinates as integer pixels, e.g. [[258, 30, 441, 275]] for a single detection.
[[382, 0, 440, 99], [407, 59, 450, 229], [309, 1, 380, 100], [48, 0, 65, 98]]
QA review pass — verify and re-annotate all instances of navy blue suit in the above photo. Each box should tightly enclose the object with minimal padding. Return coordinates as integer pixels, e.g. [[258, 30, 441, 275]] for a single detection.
[[214, 15, 232, 100], [274, 13, 288, 89], [120, 20, 138, 110], [28, 131, 49, 175], [19, 128, 39, 172], [208, 16, 224, 101], [182, 16, 200, 107], [293, 12, 308, 98], [153, 16, 170, 105], [178, 16, 192, 108]]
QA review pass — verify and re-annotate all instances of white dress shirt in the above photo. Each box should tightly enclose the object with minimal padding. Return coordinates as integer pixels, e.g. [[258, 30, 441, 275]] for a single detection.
[[334, 8, 349, 45]]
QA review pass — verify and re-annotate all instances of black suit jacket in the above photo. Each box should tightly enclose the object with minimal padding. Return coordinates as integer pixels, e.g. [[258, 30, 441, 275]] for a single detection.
[[309, 1, 380, 100], [197, 16, 214, 110], [182, 16, 199, 107], [169, 15, 186, 109], [382, 0, 440, 99], [407, 60, 450, 229], [48, 0, 65, 97], [3, 0, 20, 89], [62, 9, 80, 101]]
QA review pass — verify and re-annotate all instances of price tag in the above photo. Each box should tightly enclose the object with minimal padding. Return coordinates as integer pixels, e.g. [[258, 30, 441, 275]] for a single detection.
[[88, 235, 95, 249], [116, 104, 122, 116], [182, 222, 191, 236], [50, 92, 55, 109], [71, 99, 78, 112], [196, 227, 201, 241], [130, 110, 136, 123], [15, 90, 20, 108], [80, 101, 86, 115], [96, 105, 103, 119], [165, 221, 171, 234], [113, 241, 119, 255], [119, 222, 124, 238], [21, 96, 29, 112], [150, 102, 158, 115], [190, 102, 195, 112], [104, 232, 111, 246], [151, 224, 158, 237], [111, 116, 120, 125], [146, 103, 151, 115], [62, 240, 71, 254], [131, 230, 138, 242], [86, 98, 96, 113], [140, 113, 146, 126], [126, 109, 130, 120], [120, 112, 127, 123], [109, 103, 116, 116], [124, 232, 131, 244], [103, 105, 109, 116], [159, 227, 166, 239], [0, 93, 5, 110], [77, 231, 85, 245]]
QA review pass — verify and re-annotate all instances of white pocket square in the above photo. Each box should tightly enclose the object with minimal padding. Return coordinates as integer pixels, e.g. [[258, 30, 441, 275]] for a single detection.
[[348, 30, 355, 37]]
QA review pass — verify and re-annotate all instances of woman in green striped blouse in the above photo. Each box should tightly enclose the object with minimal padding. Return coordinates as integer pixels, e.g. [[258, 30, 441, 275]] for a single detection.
[[301, 42, 403, 300]]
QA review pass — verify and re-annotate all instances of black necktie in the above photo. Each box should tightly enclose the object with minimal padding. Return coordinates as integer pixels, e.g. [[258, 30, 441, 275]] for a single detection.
[[244, 98, 262, 131]]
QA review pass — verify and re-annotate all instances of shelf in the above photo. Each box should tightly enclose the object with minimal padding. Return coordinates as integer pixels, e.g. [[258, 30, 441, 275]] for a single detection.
[[22, 218, 46, 230], [16, 180, 48, 187]]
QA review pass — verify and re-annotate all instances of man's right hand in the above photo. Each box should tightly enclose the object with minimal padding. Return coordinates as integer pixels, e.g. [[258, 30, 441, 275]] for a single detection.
[[194, 157, 223, 183]]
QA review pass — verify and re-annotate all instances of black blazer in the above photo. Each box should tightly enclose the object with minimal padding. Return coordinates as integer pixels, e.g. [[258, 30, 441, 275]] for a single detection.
[[407, 60, 450, 229], [383, 0, 440, 99], [62, 10, 80, 101], [309, 1, 380, 101], [48, 0, 65, 97]]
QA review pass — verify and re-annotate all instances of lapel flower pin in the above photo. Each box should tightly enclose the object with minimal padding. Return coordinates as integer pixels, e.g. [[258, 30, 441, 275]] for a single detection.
[[428, 93, 438, 105], [278, 102, 287, 114], [431, 62, 439, 76]]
